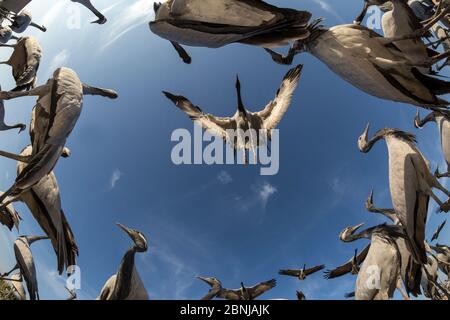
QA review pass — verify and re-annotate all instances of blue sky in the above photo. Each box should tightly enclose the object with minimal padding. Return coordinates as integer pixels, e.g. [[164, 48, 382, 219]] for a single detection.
[[0, 0, 449, 300]]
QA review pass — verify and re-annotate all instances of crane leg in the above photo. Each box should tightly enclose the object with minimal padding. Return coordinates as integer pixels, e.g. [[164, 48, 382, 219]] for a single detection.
[[414, 170, 448, 211], [429, 174, 450, 197], [170, 41, 192, 64], [0, 83, 50, 100]]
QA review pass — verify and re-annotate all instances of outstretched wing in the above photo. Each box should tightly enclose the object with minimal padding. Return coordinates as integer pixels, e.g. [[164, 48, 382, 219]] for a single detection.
[[163, 91, 234, 141], [324, 245, 370, 279], [278, 269, 301, 277], [304, 264, 325, 276], [257, 65, 302, 130], [247, 279, 277, 299]]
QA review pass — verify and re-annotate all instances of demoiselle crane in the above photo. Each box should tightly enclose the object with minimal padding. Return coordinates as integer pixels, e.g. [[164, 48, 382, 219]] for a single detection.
[[265, 22, 450, 109], [197, 276, 276, 300], [0, 67, 117, 207], [163, 64, 302, 163], [97, 223, 149, 300], [358, 125, 450, 263], [150, 0, 311, 63], [0, 36, 42, 91], [340, 223, 421, 299]]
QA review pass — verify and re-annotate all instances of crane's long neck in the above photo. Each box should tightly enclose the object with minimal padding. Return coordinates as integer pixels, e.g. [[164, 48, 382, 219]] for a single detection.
[[236, 85, 246, 115], [364, 131, 386, 152], [114, 247, 137, 299]]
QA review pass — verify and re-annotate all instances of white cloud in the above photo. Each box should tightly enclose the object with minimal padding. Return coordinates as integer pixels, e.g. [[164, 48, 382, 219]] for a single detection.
[[217, 170, 233, 185], [232, 181, 278, 213], [100, 0, 156, 50], [257, 182, 277, 209], [109, 169, 122, 189], [47, 49, 70, 75]]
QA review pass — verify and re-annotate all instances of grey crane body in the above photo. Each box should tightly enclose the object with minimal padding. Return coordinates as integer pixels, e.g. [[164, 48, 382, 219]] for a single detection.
[[0, 67, 117, 206], [0, 36, 42, 91], [356, 0, 430, 69], [98, 224, 149, 300], [358, 126, 450, 263], [9, 145, 78, 275], [340, 223, 421, 299], [267, 23, 450, 108], [279, 264, 325, 280], [307, 24, 449, 108], [70, 0, 107, 24], [150, 0, 311, 63]]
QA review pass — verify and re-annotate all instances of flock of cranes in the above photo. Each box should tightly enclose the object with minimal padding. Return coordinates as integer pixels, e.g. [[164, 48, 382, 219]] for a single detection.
[[0, 0, 450, 300]]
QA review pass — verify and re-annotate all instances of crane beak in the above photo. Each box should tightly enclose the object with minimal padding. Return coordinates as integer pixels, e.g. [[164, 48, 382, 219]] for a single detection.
[[116, 223, 134, 237], [196, 276, 215, 286], [82, 84, 118, 99], [362, 123, 370, 140], [351, 223, 365, 232], [365, 189, 374, 210]]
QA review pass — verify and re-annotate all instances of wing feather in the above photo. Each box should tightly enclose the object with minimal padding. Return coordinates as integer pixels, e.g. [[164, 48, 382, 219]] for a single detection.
[[257, 65, 302, 130], [304, 264, 325, 276], [163, 91, 234, 140], [278, 269, 301, 277]]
